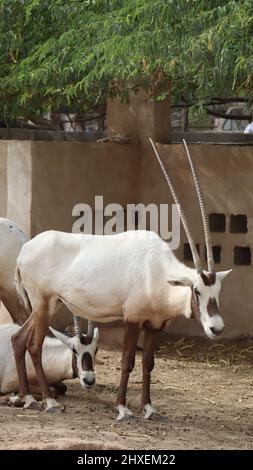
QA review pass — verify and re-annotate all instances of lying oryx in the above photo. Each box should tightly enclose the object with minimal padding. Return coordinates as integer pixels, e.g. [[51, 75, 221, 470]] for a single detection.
[[12, 140, 231, 419], [0, 323, 99, 408], [0, 218, 29, 325]]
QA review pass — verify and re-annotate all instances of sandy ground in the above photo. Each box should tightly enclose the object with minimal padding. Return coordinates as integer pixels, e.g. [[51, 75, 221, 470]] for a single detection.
[[0, 336, 253, 450]]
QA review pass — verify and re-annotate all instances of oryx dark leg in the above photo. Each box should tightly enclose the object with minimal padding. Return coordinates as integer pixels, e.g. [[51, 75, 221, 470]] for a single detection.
[[11, 315, 41, 409], [12, 304, 62, 412], [116, 321, 141, 420], [27, 307, 63, 412], [141, 322, 159, 419], [52, 382, 67, 396]]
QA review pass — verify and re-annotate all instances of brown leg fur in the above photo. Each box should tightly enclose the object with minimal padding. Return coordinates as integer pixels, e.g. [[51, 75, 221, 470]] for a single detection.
[[116, 321, 141, 406], [141, 325, 157, 408], [11, 315, 34, 398], [26, 307, 54, 401], [12, 306, 54, 402]]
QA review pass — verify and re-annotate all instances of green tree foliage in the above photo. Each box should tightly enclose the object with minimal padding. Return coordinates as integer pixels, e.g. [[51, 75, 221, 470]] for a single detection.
[[0, 0, 253, 121]]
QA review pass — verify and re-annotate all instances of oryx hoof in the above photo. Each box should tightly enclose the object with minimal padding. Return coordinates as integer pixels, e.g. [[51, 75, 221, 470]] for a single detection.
[[8, 394, 25, 408], [24, 395, 42, 410], [25, 400, 42, 410], [13, 398, 25, 408], [143, 404, 160, 420], [44, 398, 65, 413], [116, 404, 135, 421], [46, 405, 64, 413]]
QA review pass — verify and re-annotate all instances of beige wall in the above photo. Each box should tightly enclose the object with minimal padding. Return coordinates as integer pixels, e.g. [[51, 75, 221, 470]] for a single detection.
[[3, 140, 139, 237], [30, 141, 140, 235], [7, 141, 32, 235], [1, 134, 253, 338]]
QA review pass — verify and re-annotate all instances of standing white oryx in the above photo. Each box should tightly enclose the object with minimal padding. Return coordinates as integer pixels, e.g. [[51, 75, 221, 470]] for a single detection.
[[12, 140, 231, 419], [0, 218, 29, 325]]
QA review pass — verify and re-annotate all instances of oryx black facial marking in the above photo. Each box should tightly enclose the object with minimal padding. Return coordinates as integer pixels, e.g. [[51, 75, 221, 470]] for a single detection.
[[201, 272, 216, 286], [207, 297, 219, 316], [72, 352, 78, 379], [79, 335, 93, 346], [190, 286, 201, 319], [82, 352, 93, 371]]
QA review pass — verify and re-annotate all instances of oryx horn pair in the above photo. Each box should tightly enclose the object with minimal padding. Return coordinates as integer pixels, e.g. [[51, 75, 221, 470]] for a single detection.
[[73, 315, 95, 337], [149, 138, 214, 275]]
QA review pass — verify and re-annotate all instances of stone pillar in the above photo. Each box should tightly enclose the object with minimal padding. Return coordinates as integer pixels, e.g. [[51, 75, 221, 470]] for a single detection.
[[107, 85, 171, 145]]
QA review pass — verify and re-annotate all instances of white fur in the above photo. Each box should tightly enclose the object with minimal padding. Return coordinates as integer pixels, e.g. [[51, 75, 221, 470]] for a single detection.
[[116, 405, 134, 421], [16, 230, 231, 337], [143, 404, 158, 419], [23, 394, 39, 409], [44, 398, 61, 411], [0, 218, 28, 323], [0, 324, 72, 394]]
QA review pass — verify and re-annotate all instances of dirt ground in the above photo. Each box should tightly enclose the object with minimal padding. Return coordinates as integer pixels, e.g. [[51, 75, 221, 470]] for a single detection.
[[0, 336, 253, 450]]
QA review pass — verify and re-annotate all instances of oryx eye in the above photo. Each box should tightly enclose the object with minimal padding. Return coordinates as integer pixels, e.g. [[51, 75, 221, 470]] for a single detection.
[[194, 288, 200, 296], [72, 347, 77, 355], [95, 348, 98, 355]]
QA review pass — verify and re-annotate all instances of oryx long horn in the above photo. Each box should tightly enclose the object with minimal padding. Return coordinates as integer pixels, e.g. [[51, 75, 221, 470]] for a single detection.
[[149, 138, 202, 273], [183, 139, 214, 273], [87, 320, 95, 336], [73, 315, 81, 337]]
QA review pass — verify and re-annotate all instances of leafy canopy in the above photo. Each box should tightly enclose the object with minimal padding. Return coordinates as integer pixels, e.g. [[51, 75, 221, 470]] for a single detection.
[[0, 0, 253, 120]]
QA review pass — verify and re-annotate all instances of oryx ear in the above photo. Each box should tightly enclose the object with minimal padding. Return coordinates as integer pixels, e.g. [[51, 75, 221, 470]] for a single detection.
[[167, 277, 193, 287], [49, 327, 73, 349], [216, 269, 232, 282]]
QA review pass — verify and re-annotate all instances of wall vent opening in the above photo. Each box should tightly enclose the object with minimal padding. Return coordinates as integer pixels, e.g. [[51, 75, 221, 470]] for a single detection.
[[234, 246, 251, 265], [230, 214, 248, 233], [209, 213, 226, 232], [205, 245, 221, 264], [184, 243, 200, 261]]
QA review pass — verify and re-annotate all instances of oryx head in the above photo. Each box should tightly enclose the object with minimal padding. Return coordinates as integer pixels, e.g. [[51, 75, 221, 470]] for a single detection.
[[167, 269, 231, 338], [150, 138, 232, 339], [50, 319, 99, 388]]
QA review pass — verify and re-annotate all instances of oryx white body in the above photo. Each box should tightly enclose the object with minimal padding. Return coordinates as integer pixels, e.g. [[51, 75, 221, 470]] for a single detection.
[[16, 230, 227, 336], [0, 323, 72, 394], [0, 218, 29, 325], [17, 230, 187, 323]]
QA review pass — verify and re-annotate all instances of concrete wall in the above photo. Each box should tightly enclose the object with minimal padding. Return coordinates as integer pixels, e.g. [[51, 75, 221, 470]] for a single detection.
[[2, 140, 139, 237], [7, 141, 33, 235]]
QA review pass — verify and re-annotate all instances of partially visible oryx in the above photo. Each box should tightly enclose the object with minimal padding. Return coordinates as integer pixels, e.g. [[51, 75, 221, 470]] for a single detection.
[[0, 218, 98, 407], [0, 218, 29, 325], [12, 139, 231, 419], [0, 323, 99, 408]]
